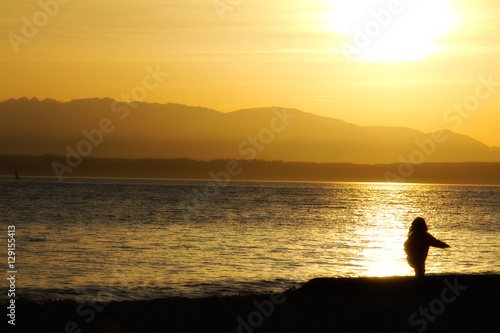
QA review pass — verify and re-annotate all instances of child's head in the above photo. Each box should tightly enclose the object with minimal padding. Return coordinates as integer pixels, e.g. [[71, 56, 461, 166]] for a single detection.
[[409, 217, 428, 234]]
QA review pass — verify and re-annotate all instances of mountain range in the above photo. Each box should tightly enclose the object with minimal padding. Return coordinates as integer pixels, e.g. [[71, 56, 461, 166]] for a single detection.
[[1, 97, 499, 164]]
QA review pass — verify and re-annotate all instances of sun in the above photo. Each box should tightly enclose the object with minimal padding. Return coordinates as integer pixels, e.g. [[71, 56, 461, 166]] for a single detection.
[[328, 0, 457, 61]]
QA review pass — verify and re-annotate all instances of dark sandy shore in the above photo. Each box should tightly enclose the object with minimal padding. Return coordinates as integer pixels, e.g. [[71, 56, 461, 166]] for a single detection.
[[6, 275, 499, 333]]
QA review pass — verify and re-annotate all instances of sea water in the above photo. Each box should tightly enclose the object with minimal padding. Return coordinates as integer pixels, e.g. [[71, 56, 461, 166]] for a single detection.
[[1, 177, 499, 301]]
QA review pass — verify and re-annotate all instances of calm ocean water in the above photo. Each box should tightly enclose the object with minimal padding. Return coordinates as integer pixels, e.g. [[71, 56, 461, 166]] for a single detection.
[[1, 177, 499, 302]]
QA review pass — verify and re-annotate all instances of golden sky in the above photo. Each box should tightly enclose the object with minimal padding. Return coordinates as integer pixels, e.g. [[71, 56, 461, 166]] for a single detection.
[[1, 0, 499, 146]]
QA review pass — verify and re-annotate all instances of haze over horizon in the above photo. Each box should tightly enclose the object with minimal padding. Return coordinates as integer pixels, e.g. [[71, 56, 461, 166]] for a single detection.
[[1, 0, 500, 149]]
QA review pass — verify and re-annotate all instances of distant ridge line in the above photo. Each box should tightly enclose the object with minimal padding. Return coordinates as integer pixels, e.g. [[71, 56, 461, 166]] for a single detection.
[[1, 97, 500, 164]]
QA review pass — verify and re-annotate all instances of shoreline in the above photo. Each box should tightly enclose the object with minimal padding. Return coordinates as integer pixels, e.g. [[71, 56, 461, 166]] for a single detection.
[[3, 174, 500, 187], [2, 156, 500, 185], [7, 274, 499, 333]]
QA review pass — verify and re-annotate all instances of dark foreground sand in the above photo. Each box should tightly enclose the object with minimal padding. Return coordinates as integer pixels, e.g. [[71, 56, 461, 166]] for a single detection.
[[7, 275, 499, 333]]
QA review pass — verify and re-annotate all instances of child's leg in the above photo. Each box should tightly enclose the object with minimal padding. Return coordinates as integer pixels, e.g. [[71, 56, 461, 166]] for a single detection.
[[414, 261, 425, 277]]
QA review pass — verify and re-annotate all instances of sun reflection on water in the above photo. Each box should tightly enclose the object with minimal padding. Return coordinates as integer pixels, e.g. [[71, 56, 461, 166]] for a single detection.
[[334, 183, 420, 277], [12, 179, 498, 301]]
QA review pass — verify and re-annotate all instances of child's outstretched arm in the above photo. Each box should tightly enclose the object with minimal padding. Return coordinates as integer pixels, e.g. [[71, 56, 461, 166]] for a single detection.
[[427, 233, 450, 248]]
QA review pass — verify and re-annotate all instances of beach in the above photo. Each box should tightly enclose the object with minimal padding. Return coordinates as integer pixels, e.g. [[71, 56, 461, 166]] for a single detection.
[[8, 274, 499, 333]]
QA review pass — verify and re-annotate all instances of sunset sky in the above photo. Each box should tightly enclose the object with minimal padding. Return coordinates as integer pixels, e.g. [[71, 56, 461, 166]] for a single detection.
[[1, 0, 499, 146]]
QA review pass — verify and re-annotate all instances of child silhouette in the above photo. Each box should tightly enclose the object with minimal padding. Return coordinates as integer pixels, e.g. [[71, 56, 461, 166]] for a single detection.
[[404, 217, 450, 276]]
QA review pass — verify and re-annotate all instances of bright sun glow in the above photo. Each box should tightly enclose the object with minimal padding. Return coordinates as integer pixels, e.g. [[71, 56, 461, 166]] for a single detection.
[[328, 0, 457, 61]]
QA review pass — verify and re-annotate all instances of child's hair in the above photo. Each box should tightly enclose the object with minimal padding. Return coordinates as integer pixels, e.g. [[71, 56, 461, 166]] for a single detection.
[[409, 217, 428, 235]]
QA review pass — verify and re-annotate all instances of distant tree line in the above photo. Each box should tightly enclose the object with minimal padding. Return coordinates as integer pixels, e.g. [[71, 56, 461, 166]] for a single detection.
[[1, 155, 499, 185]]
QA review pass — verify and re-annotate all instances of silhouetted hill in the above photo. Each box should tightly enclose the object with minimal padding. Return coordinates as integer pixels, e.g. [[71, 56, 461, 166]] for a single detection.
[[1, 98, 499, 164]]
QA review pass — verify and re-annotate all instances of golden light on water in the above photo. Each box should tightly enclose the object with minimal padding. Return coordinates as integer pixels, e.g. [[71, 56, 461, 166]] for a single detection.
[[329, 183, 420, 277], [357, 229, 411, 277], [15, 180, 499, 302]]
